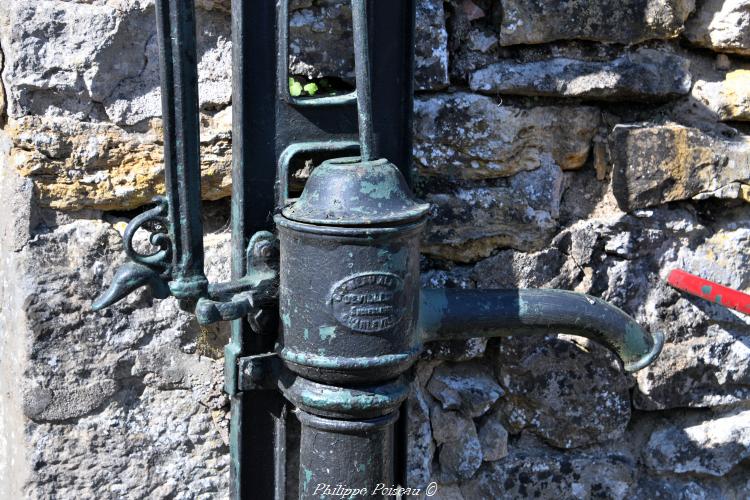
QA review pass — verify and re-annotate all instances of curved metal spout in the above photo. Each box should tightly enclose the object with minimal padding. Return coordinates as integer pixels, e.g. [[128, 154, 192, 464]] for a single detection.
[[92, 262, 170, 311], [420, 288, 664, 372]]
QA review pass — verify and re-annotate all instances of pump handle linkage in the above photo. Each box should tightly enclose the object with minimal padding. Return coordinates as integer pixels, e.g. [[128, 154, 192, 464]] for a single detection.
[[91, 1, 664, 498], [92, 0, 277, 329]]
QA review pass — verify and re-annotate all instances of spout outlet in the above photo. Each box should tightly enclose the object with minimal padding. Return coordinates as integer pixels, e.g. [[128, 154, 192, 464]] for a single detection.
[[92, 262, 170, 311], [420, 288, 664, 372]]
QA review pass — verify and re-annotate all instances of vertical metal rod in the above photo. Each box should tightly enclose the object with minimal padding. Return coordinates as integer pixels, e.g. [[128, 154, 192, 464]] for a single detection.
[[350, 0, 416, 182], [229, 1, 284, 499], [351, 0, 375, 162], [155, 0, 207, 297]]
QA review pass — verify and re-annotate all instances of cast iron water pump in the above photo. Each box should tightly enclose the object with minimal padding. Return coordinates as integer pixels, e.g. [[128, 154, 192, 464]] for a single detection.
[[92, 1, 664, 498]]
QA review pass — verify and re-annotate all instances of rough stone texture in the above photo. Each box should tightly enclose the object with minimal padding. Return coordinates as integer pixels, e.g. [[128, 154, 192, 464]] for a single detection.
[[103, 4, 231, 126], [406, 363, 436, 489], [2, 0, 750, 497], [288, 0, 449, 91], [644, 407, 750, 476], [427, 361, 504, 417], [415, 0, 450, 91], [0, 1, 232, 124], [685, 0, 750, 56], [491, 335, 633, 449], [0, 163, 32, 499], [610, 123, 750, 211], [470, 49, 692, 100], [413, 93, 591, 262], [499, 0, 696, 46], [414, 93, 600, 179], [431, 404, 484, 481], [647, 212, 750, 408], [19, 213, 230, 497], [436, 422, 483, 482], [0, 161, 231, 497], [7, 113, 232, 210], [692, 69, 750, 121], [476, 412, 509, 461], [421, 158, 564, 262], [471, 206, 750, 413], [460, 438, 637, 499]]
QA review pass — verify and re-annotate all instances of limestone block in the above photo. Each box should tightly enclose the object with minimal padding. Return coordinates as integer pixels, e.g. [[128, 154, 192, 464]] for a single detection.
[[693, 69, 750, 121], [414, 93, 600, 179], [0, 173, 231, 497], [469, 49, 691, 101], [460, 442, 636, 499], [685, 0, 750, 56], [472, 205, 750, 411], [6, 114, 232, 210], [421, 158, 563, 262], [476, 412, 509, 462], [499, 0, 695, 45], [492, 334, 633, 449], [406, 380, 435, 489], [431, 405, 483, 481], [609, 123, 750, 211], [426, 361, 504, 417], [644, 407, 750, 476], [0, 1, 231, 124]]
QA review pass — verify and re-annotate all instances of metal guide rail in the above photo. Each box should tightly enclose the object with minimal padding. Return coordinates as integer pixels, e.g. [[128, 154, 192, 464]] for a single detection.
[[92, 1, 664, 498]]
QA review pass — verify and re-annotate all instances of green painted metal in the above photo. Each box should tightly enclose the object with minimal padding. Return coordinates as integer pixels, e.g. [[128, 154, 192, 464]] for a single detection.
[[156, 0, 208, 300], [280, 374, 409, 419], [282, 157, 429, 227], [419, 288, 665, 372]]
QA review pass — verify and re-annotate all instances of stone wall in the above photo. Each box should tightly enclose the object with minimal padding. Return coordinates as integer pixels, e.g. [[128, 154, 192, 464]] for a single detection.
[[0, 0, 749, 498]]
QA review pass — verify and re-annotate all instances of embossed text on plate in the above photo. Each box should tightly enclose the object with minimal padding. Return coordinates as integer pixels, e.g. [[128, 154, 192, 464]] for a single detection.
[[329, 272, 404, 333]]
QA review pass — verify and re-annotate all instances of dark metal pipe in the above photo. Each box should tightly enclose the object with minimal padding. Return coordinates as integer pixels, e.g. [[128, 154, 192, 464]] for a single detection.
[[420, 288, 664, 372], [155, 0, 208, 299], [350, 0, 416, 176], [351, 0, 375, 161], [297, 411, 397, 499]]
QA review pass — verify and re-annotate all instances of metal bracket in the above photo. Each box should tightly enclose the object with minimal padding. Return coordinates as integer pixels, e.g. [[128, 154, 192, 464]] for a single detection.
[[195, 231, 279, 326], [238, 353, 282, 392], [211, 231, 280, 398]]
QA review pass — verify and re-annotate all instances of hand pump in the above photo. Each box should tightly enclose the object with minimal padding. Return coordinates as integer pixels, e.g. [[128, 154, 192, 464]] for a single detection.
[[92, 1, 664, 498]]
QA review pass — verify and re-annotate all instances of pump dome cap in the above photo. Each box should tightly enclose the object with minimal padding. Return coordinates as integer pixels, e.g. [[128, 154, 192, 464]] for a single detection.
[[282, 156, 430, 226]]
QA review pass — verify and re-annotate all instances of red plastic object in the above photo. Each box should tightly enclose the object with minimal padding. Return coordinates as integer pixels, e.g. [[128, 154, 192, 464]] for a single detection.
[[667, 269, 750, 315]]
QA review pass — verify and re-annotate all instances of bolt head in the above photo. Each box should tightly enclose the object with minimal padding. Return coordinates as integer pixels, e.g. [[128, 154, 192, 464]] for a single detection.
[[253, 240, 276, 260], [248, 307, 276, 334]]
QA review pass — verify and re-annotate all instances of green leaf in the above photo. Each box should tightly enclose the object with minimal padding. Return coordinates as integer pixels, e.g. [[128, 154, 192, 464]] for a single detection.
[[289, 77, 303, 97], [303, 82, 319, 96]]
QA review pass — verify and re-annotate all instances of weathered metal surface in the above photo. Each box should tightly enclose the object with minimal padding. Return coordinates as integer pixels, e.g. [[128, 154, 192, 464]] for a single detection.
[[419, 288, 665, 372], [283, 157, 429, 226], [227, 2, 283, 498], [350, 0, 416, 171], [93, 0, 212, 308], [297, 410, 398, 500], [280, 373, 409, 420], [196, 232, 278, 326], [238, 353, 282, 392], [155, 0, 208, 300], [275, 210, 425, 384]]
